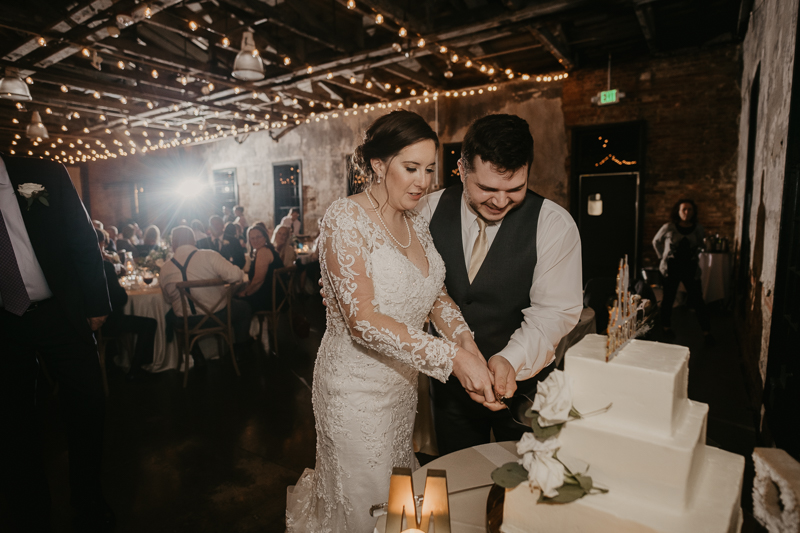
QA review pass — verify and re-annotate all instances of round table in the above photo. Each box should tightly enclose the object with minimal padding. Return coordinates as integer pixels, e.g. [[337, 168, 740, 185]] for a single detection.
[[123, 286, 181, 372], [374, 442, 520, 533]]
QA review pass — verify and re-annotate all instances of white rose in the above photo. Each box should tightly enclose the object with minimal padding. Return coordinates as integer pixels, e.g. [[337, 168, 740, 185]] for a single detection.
[[532, 370, 573, 427], [155, 258, 165, 267], [521, 450, 565, 498], [17, 183, 45, 198], [517, 432, 561, 456]]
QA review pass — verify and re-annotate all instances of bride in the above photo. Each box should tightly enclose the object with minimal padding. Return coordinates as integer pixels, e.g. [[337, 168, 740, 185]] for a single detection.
[[286, 110, 500, 532]]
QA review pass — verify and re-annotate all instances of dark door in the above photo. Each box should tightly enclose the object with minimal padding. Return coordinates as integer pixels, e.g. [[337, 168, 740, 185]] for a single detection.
[[273, 161, 302, 230], [443, 142, 462, 189], [578, 172, 640, 283], [212, 168, 238, 212]]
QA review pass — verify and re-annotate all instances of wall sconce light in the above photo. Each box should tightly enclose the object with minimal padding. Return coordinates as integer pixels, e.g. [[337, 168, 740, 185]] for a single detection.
[[588, 193, 603, 216]]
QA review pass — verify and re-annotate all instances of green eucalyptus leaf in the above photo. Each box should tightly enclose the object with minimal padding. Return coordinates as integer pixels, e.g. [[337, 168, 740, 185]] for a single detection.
[[539, 483, 587, 504], [569, 407, 582, 419], [39, 196, 49, 206], [491, 462, 528, 489], [574, 473, 593, 492], [524, 408, 538, 419], [531, 414, 564, 439]]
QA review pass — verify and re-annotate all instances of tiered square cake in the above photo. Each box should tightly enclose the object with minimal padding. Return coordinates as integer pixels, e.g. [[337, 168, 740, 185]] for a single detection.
[[501, 334, 745, 533]]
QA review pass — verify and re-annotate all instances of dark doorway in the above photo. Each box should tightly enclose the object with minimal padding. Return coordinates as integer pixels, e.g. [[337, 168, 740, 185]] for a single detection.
[[571, 122, 646, 283], [273, 161, 302, 230], [764, 38, 800, 457], [443, 142, 462, 189], [738, 65, 760, 318]]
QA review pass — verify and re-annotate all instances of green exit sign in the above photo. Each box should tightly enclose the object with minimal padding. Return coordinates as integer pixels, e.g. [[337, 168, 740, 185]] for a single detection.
[[600, 89, 618, 104], [592, 88, 625, 106]]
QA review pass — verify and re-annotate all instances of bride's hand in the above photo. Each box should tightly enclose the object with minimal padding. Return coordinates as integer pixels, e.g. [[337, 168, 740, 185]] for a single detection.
[[452, 348, 497, 406]]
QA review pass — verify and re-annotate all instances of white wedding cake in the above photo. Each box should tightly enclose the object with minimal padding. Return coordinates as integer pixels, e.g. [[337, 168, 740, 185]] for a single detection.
[[501, 334, 745, 533]]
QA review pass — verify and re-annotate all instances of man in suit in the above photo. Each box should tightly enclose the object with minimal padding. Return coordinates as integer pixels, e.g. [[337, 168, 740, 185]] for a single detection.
[[0, 154, 114, 532], [417, 114, 583, 455], [196, 214, 224, 253]]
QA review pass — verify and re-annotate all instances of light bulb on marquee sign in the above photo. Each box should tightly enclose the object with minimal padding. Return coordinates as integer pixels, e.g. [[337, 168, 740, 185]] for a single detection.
[[384, 468, 451, 533]]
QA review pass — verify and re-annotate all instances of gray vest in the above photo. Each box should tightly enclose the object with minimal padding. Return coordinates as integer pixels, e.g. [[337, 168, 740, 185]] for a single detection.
[[429, 184, 544, 363]]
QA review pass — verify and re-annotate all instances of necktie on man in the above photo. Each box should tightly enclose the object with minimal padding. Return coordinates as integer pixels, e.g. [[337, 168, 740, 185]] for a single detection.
[[0, 210, 31, 315], [468, 218, 488, 283]]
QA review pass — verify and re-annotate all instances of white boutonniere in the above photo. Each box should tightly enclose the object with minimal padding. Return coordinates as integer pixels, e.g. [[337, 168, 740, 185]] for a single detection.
[[17, 183, 49, 210]]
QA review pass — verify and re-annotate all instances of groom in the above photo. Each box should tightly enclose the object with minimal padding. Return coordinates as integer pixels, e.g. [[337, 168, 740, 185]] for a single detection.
[[0, 154, 113, 532], [417, 114, 583, 455]]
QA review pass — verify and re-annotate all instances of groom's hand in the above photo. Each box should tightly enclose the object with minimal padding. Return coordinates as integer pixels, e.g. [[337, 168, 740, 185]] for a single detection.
[[488, 355, 517, 400], [452, 348, 496, 406]]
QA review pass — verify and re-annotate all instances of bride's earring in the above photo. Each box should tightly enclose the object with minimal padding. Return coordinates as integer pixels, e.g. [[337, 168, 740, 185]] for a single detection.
[[376, 173, 382, 184]]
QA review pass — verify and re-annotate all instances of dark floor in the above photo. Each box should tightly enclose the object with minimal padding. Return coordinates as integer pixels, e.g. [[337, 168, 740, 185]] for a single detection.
[[1, 295, 768, 532]]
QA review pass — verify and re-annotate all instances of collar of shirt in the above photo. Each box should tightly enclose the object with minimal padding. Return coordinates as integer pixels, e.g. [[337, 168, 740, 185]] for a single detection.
[[173, 244, 198, 262], [460, 193, 501, 265]]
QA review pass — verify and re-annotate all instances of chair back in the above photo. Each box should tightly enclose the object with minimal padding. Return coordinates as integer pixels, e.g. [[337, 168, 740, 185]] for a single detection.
[[272, 265, 297, 316], [175, 278, 236, 336]]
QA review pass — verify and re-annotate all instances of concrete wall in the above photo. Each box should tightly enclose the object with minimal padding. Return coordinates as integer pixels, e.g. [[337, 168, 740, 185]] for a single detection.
[[736, 0, 798, 402]]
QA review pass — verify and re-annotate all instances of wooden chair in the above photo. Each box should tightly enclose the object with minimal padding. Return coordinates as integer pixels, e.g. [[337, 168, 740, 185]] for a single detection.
[[174, 279, 241, 388], [96, 329, 134, 397], [255, 265, 297, 356]]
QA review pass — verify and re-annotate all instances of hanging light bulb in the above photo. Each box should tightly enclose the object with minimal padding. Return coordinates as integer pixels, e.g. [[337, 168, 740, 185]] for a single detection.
[[189, 21, 198, 31], [120, 96, 127, 104], [487, 67, 495, 75], [151, 69, 158, 78], [522, 74, 530, 80], [232, 31, 265, 81], [327, 72, 333, 79], [349, 76, 356, 84], [398, 27, 407, 37], [451, 53, 458, 63], [307, 65, 313, 74], [465, 59, 473, 68], [365, 80, 373, 89], [81, 48, 91, 57], [179, 75, 188, 85], [346, 0, 355, 8], [283, 56, 291, 65], [222, 36, 230, 47], [93, 91, 101, 99], [395, 86, 401, 93], [443, 70, 453, 78], [375, 13, 384, 24], [417, 38, 425, 48], [37, 36, 46, 47], [146, 101, 154, 109]]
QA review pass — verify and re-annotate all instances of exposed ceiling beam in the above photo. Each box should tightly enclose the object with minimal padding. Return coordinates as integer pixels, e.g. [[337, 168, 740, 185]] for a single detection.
[[528, 25, 573, 70], [335, 0, 433, 34], [323, 76, 386, 99], [380, 63, 439, 89], [633, 0, 657, 54]]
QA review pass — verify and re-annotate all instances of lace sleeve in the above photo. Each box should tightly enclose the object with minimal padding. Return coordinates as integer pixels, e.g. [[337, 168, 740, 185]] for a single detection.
[[429, 286, 472, 343], [320, 200, 457, 382]]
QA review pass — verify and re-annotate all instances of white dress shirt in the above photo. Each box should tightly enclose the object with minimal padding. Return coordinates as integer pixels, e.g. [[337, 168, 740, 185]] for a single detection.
[[0, 157, 53, 307], [160, 244, 245, 316], [280, 215, 301, 235], [416, 189, 583, 380]]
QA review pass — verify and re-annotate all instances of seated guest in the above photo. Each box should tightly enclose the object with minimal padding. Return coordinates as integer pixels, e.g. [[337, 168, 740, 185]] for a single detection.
[[105, 225, 118, 253], [191, 219, 206, 242], [196, 215, 224, 253], [233, 205, 248, 234], [253, 220, 271, 239], [279, 207, 301, 235], [222, 205, 235, 224], [96, 229, 157, 380], [271, 225, 296, 268], [220, 222, 246, 269], [160, 226, 252, 364], [92, 219, 104, 230], [131, 221, 143, 245], [236, 225, 284, 312], [116, 224, 139, 258], [136, 225, 160, 256]]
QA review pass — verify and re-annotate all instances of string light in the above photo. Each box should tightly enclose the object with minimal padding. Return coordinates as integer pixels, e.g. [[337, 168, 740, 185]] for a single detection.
[[37, 36, 46, 47], [439, 45, 447, 54], [365, 81, 373, 89], [307, 65, 313, 74], [451, 53, 458, 63], [375, 13, 384, 24], [81, 48, 91, 57], [346, 0, 355, 8], [283, 56, 291, 65], [189, 21, 198, 31], [93, 91, 101, 99], [151, 69, 158, 78], [417, 38, 425, 47], [120, 96, 128, 104], [398, 27, 407, 37], [222, 36, 230, 47], [60, 85, 68, 92]]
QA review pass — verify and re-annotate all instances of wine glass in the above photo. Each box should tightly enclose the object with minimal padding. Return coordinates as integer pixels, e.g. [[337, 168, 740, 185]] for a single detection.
[[142, 270, 155, 286]]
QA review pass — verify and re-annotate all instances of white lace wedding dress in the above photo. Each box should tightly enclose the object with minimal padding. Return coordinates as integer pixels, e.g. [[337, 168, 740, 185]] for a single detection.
[[285, 198, 472, 533]]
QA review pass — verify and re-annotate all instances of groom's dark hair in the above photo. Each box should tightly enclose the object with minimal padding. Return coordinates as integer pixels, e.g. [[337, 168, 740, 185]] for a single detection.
[[461, 114, 533, 175]]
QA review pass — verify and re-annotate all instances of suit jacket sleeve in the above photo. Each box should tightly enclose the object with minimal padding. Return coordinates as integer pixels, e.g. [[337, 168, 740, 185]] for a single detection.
[[59, 166, 112, 318]]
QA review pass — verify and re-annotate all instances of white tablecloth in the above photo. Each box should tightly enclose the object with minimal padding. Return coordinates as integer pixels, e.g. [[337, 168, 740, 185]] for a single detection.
[[123, 287, 181, 372], [122, 286, 220, 373], [698, 252, 731, 303], [375, 442, 520, 533]]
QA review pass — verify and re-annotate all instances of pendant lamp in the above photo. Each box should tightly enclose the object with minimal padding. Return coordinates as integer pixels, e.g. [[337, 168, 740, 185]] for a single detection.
[[232, 31, 264, 81], [0, 68, 32, 101], [26, 111, 49, 140]]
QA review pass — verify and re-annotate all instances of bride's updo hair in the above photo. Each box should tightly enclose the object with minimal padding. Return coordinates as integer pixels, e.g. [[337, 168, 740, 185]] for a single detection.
[[352, 110, 438, 187]]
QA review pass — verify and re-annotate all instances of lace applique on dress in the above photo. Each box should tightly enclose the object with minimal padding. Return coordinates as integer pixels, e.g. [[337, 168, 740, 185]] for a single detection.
[[285, 198, 473, 533]]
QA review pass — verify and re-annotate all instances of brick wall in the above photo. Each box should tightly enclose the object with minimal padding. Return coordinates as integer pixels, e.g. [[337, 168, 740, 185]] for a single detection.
[[562, 44, 742, 267]]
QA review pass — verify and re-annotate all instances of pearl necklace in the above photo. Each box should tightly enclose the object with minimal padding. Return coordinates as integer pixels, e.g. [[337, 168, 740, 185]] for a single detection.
[[366, 190, 412, 249]]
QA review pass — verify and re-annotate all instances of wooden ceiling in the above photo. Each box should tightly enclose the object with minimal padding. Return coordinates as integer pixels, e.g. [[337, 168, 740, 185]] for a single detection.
[[0, 0, 743, 163]]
